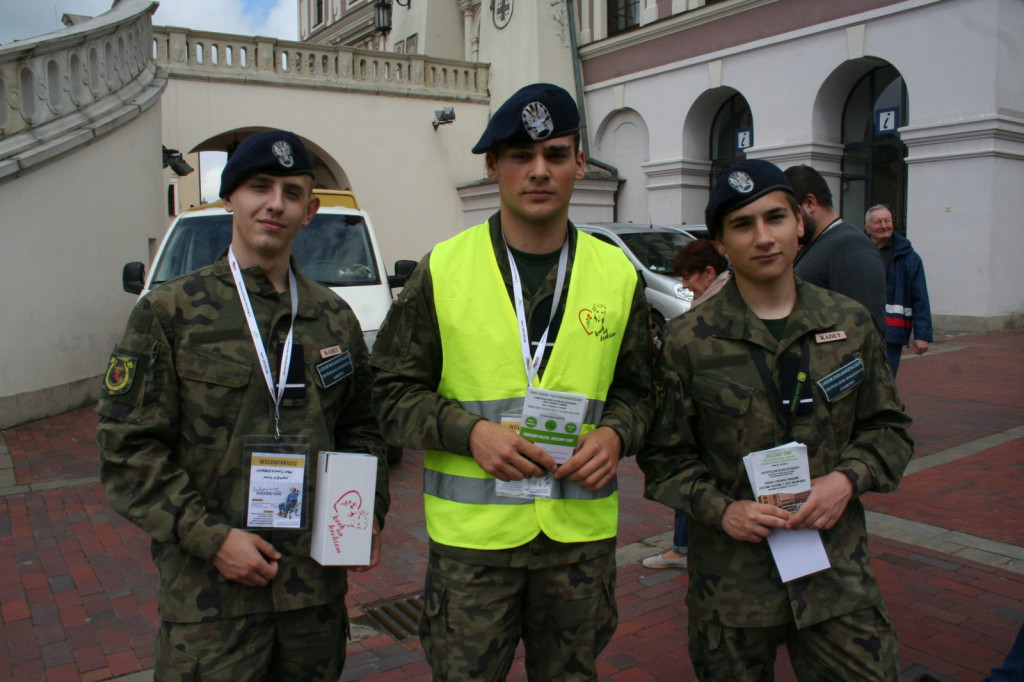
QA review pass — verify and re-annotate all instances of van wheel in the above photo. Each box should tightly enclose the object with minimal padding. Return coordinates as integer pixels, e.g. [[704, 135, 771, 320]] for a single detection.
[[387, 444, 404, 465]]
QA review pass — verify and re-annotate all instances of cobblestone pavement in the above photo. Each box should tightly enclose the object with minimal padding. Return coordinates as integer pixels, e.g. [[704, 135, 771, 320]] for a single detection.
[[1, 330, 1022, 681]]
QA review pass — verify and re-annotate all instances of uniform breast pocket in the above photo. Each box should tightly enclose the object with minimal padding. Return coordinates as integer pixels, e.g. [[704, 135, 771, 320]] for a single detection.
[[176, 347, 251, 447], [691, 371, 753, 418], [691, 371, 755, 455]]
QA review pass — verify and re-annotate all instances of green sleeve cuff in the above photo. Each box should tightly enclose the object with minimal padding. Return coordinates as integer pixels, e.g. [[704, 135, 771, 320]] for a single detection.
[[835, 459, 872, 497], [441, 409, 485, 456], [178, 514, 233, 562]]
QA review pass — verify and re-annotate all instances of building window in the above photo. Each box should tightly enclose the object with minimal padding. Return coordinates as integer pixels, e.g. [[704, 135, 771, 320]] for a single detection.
[[841, 65, 908, 231], [314, 0, 325, 26], [709, 93, 753, 185], [608, 0, 641, 36]]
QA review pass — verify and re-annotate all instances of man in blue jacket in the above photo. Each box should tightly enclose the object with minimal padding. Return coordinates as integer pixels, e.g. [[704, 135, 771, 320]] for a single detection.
[[865, 204, 933, 375]]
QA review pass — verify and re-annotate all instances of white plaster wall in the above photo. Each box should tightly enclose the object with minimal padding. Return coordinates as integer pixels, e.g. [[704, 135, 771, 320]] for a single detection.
[[476, 0, 576, 110], [0, 106, 164, 400], [160, 78, 491, 268], [595, 109, 650, 223], [583, 0, 1023, 330]]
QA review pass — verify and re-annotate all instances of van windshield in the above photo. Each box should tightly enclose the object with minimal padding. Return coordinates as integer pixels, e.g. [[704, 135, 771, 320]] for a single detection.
[[150, 212, 382, 287]]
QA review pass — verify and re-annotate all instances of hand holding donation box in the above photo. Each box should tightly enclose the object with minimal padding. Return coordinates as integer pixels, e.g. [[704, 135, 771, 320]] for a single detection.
[[495, 387, 587, 499], [311, 451, 378, 566], [743, 442, 831, 582]]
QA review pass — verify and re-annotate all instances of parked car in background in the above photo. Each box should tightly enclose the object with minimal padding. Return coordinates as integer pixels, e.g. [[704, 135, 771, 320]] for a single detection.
[[121, 189, 415, 463], [575, 222, 695, 343], [671, 225, 710, 240]]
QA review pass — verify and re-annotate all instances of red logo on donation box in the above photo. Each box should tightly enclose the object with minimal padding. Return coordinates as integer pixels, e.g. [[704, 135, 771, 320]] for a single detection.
[[329, 490, 370, 553]]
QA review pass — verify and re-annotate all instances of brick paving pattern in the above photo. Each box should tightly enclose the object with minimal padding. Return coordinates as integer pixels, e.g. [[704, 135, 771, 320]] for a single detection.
[[1, 329, 1022, 681]]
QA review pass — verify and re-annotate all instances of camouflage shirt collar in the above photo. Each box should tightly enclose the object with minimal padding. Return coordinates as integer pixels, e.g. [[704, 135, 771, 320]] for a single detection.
[[487, 212, 579, 281], [212, 255, 319, 318], [705, 278, 846, 351]]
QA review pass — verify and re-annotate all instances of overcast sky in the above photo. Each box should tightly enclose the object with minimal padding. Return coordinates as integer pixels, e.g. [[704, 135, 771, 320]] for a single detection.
[[0, 0, 299, 201], [0, 0, 298, 45]]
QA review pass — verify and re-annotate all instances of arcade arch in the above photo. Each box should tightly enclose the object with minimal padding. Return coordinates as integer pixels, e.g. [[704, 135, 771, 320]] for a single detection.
[[811, 58, 909, 229], [709, 92, 753, 185], [595, 108, 650, 223], [181, 128, 353, 205]]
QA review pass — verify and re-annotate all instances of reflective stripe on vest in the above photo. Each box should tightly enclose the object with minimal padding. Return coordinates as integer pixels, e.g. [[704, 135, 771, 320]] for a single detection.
[[425, 221, 636, 549]]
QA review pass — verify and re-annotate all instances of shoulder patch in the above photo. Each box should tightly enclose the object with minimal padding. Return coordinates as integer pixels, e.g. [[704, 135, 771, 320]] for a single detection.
[[103, 353, 137, 395]]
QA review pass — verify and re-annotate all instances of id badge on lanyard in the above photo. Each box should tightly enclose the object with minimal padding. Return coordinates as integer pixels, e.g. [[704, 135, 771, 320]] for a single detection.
[[494, 241, 587, 500], [229, 248, 311, 529], [244, 434, 310, 529]]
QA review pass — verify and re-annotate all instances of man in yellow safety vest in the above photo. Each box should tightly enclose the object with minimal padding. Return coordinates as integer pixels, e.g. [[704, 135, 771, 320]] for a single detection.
[[370, 83, 655, 681]]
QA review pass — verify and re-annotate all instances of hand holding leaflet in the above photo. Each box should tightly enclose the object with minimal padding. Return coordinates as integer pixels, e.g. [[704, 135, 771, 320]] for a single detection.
[[743, 442, 831, 582]]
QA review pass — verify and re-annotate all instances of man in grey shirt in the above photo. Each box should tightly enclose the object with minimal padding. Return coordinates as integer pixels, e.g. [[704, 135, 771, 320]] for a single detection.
[[785, 165, 886, 332]]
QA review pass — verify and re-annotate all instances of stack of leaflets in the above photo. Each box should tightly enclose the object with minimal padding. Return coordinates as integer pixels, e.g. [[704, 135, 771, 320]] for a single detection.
[[743, 441, 831, 582]]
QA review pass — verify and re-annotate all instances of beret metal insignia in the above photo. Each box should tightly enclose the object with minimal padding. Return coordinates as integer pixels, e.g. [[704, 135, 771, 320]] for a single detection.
[[522, 101, 555, 141], [272, 140, 295, 168], [727, 170, 755, 193]]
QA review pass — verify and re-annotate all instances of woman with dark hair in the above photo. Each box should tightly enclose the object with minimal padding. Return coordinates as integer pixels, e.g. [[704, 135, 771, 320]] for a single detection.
[[642, 239, 731, 570], [673, 238, 731, 307]]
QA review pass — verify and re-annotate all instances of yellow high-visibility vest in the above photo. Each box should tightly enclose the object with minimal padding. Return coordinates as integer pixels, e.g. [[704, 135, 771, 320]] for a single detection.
[[425, 221, 636, 549]]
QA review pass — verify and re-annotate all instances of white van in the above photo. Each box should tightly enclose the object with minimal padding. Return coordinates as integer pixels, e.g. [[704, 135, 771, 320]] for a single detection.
[[122, 190, 414, 350]]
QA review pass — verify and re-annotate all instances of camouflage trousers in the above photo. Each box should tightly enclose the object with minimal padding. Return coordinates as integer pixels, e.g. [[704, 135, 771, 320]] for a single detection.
[[154, 600, 348, 682], [419, 546, 618, 681], [689, 605, 899, 682]]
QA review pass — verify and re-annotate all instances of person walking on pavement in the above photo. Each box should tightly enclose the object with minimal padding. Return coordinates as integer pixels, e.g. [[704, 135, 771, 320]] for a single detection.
[[784, 164, 887, 333], [639, 159, 913, 681], [370, 83, 655, 681], [642, 239, 730, 570], [865, 203, 934, 375], [97, 130, 390, 681]]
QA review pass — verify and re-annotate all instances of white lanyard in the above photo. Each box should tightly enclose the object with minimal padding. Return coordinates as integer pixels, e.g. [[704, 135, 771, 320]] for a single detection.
[[228, 247, 298, 437], [504, 239, 569, 386]]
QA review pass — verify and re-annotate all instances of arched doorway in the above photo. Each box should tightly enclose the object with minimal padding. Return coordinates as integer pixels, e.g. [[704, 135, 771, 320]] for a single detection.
[[841, 66, 908, 230], [595, 108, 650, 223], [709, 93, 753, 185]]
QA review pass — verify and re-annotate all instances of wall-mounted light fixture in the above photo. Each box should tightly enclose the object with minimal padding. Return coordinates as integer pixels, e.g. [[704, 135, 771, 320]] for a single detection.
[[162, 146, 194, 176], [375, 0, 411, 36], [373, 0, 392, 35], [433, 106, 455, 130]]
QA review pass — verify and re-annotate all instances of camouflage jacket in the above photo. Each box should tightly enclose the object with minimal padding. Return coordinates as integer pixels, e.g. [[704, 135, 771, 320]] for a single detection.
[[97, 257, 389, 623], [638, 278, 912, 629]]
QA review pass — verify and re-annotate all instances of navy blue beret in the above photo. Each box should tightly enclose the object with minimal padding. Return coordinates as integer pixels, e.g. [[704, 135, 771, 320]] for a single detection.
[[472, 83, 580, 154], [219, 130, 315, 198], [705, 159, 794, 237]]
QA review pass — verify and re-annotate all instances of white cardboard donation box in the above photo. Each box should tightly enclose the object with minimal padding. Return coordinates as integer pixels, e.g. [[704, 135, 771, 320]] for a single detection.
[[311, 451, 377, 566]]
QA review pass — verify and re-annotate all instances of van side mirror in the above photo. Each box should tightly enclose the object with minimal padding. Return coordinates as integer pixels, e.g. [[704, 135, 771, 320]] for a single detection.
[[388, 259, 417, 288], [123, 262, 146, 294]]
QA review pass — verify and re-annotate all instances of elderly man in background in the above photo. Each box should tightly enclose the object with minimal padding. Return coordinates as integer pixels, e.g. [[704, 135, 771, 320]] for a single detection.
[[865, 204, 933, 376]]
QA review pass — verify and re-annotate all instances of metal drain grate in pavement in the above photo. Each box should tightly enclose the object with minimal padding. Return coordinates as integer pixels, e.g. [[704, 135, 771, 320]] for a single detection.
[[361, 592, 423, 641]]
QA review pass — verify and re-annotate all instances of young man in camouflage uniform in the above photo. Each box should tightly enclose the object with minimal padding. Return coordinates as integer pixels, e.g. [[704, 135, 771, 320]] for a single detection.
[[638, 159, 912, 681], [370, 83, 654, 681], [97, 130, 389, 681]]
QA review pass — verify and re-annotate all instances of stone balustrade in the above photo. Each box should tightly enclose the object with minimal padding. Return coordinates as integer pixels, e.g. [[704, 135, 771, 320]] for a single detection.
[[151, 26, 489, 102], [0, 0, 489, 184], [0, 0, 166, 182]]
